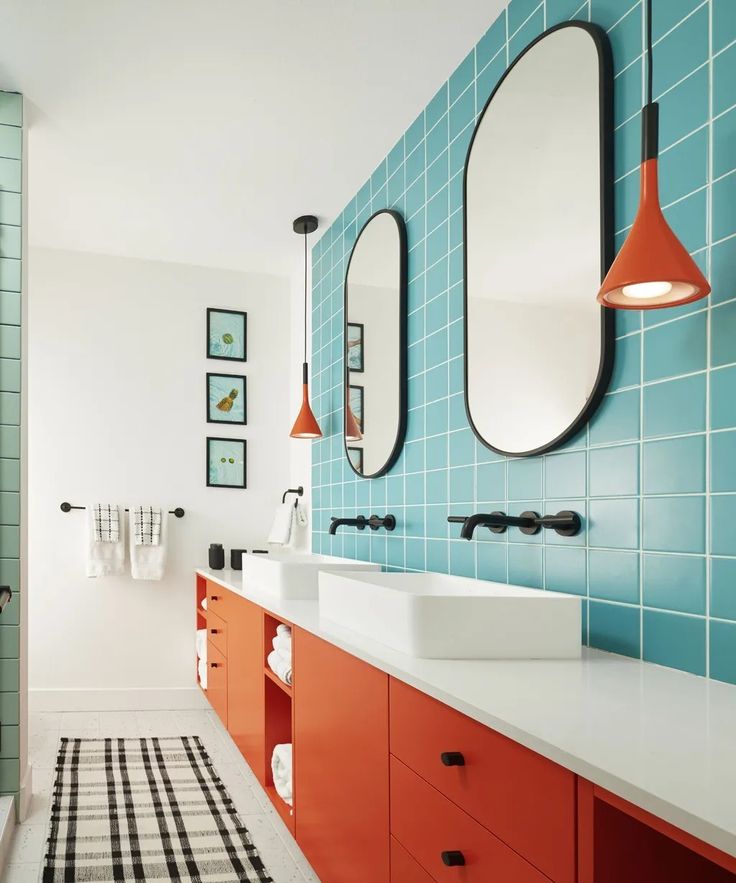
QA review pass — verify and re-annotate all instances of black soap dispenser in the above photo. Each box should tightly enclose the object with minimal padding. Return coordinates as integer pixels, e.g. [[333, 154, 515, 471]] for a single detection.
[[209, 543, 225, 570]]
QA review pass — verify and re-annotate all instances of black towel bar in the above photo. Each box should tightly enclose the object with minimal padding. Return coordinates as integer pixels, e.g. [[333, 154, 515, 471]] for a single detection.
[[281, 486, 304, 505], [60, 502, 185, 518]]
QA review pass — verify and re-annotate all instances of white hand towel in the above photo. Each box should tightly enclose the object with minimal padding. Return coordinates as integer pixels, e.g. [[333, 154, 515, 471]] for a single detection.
[[201, 597, 208, 610], [267, 649, 292, 686], [196, 629, 207, 660], [276, 623, 291, 638], [272, 633, 292, 658], [130, 508, 168, 580], [86, 504, 125, 577], [271, 743, 293, 806], [268, 503, 294, 545], [198, 658, 208, 690]]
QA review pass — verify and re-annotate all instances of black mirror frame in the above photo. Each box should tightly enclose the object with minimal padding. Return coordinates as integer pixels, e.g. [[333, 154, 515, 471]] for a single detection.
[[343, 208, 408, 479], [463, 21, 616, 458]]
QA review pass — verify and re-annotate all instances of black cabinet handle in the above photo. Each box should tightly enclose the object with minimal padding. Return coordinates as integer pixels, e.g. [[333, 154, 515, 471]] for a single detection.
[[210, 629, 221, 635], [441, 850, 466, 867], [209, 662, 222, 668], [441, 751, 465, 767]]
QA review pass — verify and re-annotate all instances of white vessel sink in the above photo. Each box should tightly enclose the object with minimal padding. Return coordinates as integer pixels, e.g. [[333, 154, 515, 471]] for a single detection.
[[318, 571, 581, 659], [242, 552, 381, 600]]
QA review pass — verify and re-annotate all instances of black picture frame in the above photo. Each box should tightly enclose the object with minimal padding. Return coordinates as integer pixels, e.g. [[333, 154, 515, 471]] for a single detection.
[[343, 209, 407, 479], [347, 446, 364, 473], [346, 322, 365, 373], [462, 21, 614, 458], [348, 384, 364, 433], [206, 372, 247, 425], [207, 308, 247, 362], [206, 437, 247, 489]]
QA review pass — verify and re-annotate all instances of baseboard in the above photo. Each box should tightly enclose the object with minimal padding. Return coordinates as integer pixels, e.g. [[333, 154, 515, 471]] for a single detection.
[[0, 794, 16, 875], [29, 687, 208, 713], [17, 763, 32, 822]]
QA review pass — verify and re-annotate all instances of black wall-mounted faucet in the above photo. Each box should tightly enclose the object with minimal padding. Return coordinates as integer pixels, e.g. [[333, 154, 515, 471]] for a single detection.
[[448, 510, 581, 539], [329, 514, 397, 535]]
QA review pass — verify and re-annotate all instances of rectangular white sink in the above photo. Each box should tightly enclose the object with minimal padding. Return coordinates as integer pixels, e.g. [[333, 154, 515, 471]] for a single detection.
[[242, 551, 381, 600], [318, 571, 581, 659]]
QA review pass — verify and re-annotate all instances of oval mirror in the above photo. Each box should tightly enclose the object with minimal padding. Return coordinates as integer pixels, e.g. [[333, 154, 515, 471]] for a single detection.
[[344, 209, 407, 477], [464, 23, 614, 457]]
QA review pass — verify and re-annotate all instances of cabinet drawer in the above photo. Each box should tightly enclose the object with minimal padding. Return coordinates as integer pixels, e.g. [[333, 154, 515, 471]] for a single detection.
[[390, 678, 575, 883], [206, 640, 227, 728], [206, 581, 228, 619], [391, 756, 550, 883], [391, 836, 435, 883], [207, 608, 227, 656]]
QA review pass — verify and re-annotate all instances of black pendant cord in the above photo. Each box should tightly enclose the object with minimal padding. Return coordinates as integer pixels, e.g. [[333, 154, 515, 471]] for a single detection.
[[303, 225, 308, 365], [641, 0, 659, 162]]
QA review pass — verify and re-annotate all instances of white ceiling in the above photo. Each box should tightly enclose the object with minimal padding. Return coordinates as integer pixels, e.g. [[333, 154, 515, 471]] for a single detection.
[[0, 0, 505, 277]]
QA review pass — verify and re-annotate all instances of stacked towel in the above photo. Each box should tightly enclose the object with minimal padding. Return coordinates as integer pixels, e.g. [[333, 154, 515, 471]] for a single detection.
[[267, 502, 294, 545], [196, 628, 207, 689], [86, 504, 125, 577], [130, 507, 168, 580], [271, 743, 293, 807], [266, 623, 292, 685]]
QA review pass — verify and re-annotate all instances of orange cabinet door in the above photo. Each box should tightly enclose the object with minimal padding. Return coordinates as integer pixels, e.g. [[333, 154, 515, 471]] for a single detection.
[[226, 594, 266, 784], [207, 608, 227, 657], [391, 836, 435, 883], [390, 678, 575, 883], [294, 628, 390, 883], [206, 641, 227, 728], [391, 756, 550, 883]]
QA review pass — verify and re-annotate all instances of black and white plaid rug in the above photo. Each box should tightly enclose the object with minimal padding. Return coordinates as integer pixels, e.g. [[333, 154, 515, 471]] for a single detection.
[[43, 735, 273, 882]]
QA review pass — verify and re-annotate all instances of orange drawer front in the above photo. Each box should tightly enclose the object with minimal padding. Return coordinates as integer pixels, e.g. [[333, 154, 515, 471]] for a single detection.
[[206, 640, 227, 728], [390, 678, 575, 883], [391, 756, 551, 883], [391, 836, 435, 883], [207, 608, 227, 656], [206, 581, 229, 619]]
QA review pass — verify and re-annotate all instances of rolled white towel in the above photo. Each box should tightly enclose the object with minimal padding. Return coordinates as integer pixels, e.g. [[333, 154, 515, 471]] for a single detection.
[[201, 598, 208, 610], [267, 649, 292, 686], [271, 743, 292, 806], [196, 629, 207, 660], [272, 633, 292, 658], [198, 658, 208, 690], [276, 623, 291, 638]]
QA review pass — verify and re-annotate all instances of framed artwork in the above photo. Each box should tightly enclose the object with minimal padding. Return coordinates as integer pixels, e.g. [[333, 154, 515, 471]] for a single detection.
[[347, 446, 364, 472], [207, 373, 246, 424], [349, 384, 364, 432], [346, 322, 364, 372], [207, 308, 247, 361], [207, 437, 247, 488]]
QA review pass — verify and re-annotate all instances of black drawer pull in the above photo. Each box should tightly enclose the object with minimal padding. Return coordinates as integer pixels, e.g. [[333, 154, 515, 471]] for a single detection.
[[209, 662, 222, 669], [210, 629, 221, 635], [440, 751, 465, 767], [441, 850, 466, 867]]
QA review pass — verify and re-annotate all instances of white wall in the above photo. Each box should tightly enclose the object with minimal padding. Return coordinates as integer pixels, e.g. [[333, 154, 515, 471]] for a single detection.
[[288, 269, 313, 551], [28, 247, 292, 708]]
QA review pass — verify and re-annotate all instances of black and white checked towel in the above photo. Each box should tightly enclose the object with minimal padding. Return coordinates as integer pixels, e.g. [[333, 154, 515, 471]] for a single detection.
[[93, 504, 120, 544], [133, 506, 162, 546], [43, 736, 273, 882]]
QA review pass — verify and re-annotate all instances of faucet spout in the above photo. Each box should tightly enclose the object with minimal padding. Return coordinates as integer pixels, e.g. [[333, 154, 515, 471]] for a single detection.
[[448, 511, 537, 539], [329, 516, 367, 535]]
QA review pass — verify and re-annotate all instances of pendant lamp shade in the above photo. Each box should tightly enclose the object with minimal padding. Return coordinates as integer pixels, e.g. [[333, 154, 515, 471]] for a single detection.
[[597, 0, 711, 310], [345, 392, 363, 442], [290, 215, 322, 440]]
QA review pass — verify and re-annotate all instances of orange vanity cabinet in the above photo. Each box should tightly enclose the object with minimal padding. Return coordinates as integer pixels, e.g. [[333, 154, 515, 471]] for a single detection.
[[293, 627, 390, 883]]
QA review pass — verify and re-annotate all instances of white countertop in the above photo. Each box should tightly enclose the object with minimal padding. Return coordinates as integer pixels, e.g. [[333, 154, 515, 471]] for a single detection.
[[198, 566, 736, 859]]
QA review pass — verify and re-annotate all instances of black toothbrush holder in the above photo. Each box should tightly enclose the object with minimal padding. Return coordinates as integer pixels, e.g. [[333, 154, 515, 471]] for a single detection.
[[209, 543, 225, 570]]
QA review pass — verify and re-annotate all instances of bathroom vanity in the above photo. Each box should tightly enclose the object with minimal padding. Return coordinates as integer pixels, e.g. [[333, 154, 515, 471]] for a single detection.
[[196, 567, 736, 883]]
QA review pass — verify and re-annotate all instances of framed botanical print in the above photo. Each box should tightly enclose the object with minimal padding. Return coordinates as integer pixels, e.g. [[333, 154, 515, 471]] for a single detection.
[[207, 437, 247, 488], [207, 373, 247, 425], [346, 322, 364, 372], [207, 308, 247, 361]]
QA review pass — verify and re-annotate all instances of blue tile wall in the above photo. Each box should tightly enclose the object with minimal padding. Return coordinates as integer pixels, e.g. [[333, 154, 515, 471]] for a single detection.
[[311, 0, 736, 684]]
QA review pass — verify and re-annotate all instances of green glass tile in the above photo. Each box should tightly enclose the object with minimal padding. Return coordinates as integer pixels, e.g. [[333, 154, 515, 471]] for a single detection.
[[0, 759, 19, 792], [643, 609, 706, 676], [0, 660, 18, 693], [0, 127, 20, 162], [0, 326, 20, 360], [0, 260, 20, 294], [0, 225, 18, 260], [0, 94, 21, 127], [0, 193, 20, 227], [0, 426, 19, 459], [710, 620, 736, 685], [0, 293, 19, 328], [0, 359, 19, 394], [0, 526, 18, 558], [0, 393, 19, 426], [0, 691, 18, 723], [0, 159, 20, 194], [0, 492, 19, 526], [0, 460, 19, 492], [642, 553, 706, 615], [0, 559, 19, 593], [0, 725, 18, 760]]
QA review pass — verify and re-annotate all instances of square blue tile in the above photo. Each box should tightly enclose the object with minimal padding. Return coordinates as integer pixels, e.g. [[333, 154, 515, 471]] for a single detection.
[[711, 236, 736, 306], [642, 435, 705, 495], [589, 550, 640, 603], [714, 106, 736, 181], [545, 547, 586, 595], [508, 458, 542, 500], [426, 538, 449, 573], [477, 541, 507, 582], [449, 466, 474, 503], [643, 374, 706, 438], [714, 43, 736, 118], [714, 0, 736, 52], [477, 461, 506, 500], [712, 168, 736, 243], [711, 431, 736, 492], [712, 494, 736, 555], [643, 495, 705, 554], [545, 451, 586, 499], [659, 66, 708, 149], [590, 390, 641, 445], [712, 301, 736, 367], [588, 498, 640, 550], [546, 0, 587, 25], [642, 553, 706, 614], [711, 557, 736, 620], [589, 600, 641, 658], [589, 444, 639, 497], [508, 543, 542, 588], [643, 312, 707, 383], [652, 5, 708, 99], [606, 4, 643, 77], [710, 620, 736, 685], [711, 366, 736, 430], [426, 469, 448, 504], [643, 609, 706, 676], [609, 332, 640, 391]]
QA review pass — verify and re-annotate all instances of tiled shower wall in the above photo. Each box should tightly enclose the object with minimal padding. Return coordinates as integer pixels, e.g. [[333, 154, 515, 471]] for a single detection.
[[0, 91, 22, 795], [311, 0, 736, 683]]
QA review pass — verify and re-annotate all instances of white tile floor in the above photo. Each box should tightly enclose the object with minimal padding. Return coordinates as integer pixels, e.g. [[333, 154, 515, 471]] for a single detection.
[[5, 709, 319, 882]]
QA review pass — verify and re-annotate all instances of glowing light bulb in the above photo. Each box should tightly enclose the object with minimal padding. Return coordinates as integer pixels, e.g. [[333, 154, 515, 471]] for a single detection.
[[621, 281, 673, 299]]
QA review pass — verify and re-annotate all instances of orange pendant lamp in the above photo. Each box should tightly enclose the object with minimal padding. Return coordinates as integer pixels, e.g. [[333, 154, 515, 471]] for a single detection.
[[597, 0, 710, 310], [290, 215, 322, 439]]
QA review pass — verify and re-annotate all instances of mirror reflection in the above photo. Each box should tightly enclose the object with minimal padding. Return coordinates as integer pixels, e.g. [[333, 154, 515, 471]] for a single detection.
[[465, 24, 613, 456], [344, 210, 406, 477]]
